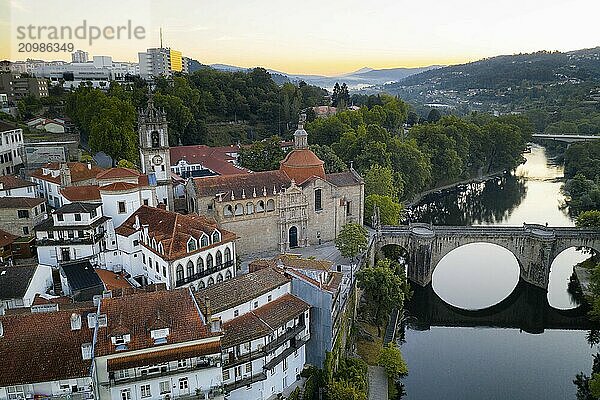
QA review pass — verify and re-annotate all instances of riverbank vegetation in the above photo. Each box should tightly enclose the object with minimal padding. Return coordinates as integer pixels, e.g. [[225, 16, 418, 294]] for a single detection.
[[563, 142, 600, 215]]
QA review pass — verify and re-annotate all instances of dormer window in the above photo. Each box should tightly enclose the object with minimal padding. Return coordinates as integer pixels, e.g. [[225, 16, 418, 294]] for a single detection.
[[112, 334, 131, 350], [57, 214, 64, 221], [212, 230, 221, 243], [151, 328, 170, 345], [187, 237, 197, 252], [200, 235, 209, 248]]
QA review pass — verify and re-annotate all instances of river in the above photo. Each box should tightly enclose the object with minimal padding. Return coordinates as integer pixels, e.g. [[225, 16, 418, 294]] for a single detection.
[[400, 144, 597, 399]]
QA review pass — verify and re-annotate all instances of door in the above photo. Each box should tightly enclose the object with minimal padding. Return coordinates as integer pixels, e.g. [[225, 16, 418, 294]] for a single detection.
[[289, 226, 298, 248], [61, 248, 70, 261], [179, 378, 189, 395]]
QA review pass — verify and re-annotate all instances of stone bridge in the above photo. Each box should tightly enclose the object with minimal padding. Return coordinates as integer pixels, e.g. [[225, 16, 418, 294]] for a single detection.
[[373, 223, 600, 290], [531, 133, 600, 143]]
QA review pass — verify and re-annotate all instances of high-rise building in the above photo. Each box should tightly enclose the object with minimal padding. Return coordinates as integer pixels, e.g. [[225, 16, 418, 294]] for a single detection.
[[138, 47, 186, 79], [71, 50, 89, 63]]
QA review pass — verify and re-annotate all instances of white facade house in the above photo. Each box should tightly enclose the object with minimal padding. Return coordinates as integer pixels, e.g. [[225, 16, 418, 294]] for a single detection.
[[0, 264, 52, 314], [0, 175, 36, 197], [35, 202, 116, 267], [112, 205, 237, 289], [196, 267, 311, 400], [0, 121, 23, 176], [93, 288, 224, 400]]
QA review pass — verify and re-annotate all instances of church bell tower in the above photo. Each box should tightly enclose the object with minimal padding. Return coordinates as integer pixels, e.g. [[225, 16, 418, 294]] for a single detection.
[[138, 95, 174, 210]]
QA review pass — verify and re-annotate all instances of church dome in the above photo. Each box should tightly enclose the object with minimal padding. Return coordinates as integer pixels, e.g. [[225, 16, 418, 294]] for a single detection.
[[280, 149, 325, 184]]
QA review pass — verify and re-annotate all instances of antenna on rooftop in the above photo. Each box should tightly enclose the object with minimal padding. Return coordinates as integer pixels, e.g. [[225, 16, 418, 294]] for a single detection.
[[160, 27, 163, 48]]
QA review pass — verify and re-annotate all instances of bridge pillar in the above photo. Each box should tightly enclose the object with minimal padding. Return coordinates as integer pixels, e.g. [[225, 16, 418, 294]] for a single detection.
[[407, 240, 434, 286], [520, 237, 554, 290]]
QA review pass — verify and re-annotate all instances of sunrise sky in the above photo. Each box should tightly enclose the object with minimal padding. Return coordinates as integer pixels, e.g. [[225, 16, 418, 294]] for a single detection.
[[1, 0, 599, 76]]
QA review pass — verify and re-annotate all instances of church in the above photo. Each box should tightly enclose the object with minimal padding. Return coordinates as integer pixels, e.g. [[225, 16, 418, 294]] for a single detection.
[[185, 116, 365, 255]]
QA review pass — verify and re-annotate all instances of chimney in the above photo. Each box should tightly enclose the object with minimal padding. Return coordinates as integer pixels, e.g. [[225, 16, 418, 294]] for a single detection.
[[71, 313, 82, 330], [81, 343, 93, 360], [87, 161, 92, 170], [157, 202, 166, 210]]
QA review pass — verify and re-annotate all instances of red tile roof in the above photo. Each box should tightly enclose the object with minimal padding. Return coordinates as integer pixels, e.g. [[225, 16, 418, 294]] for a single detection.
[[193, 170, 291, 199], [280, 149, 326, 184], [115, 205, 237, 261], [0, 196, 45, 209], [94, 269, 133, 291], [30, 162, 105, 185], [170, 145, 250, 176], [0, 175, 36, 190], [99, 182, 140, 192], [0, 228, 17, 248], [60, 185, 101, 202], [0, 308, 95, 386], [95, 288, 217, 356]]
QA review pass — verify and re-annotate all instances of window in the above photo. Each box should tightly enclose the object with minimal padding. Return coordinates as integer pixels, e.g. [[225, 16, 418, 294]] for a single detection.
[[162, 266, 167, 277], [224, 204, 233, 217], [256, 200, 265, 212], [133, 240, 139, 247], [90, 209, 97, 218], [246, 362, 252, 373], [234, 309, 239, 317], [187, 237, 197, 252], [140, 385, 151, 398], [176, 264, 184, 282], [206, 254, 213, 270], [159, 381, 170, 394], [22, 226, 29, 235], [155, 261, 159, 273], [234, 203, 244, 216], [246, 202, 254, 214], [143, 198, 149, 206], [118, 201, 126, 214], [235, 366, 242, 378], [74, 213, 81, 221], [266, 199, 275, 212], [253, 301, 258, 309], [223, 370, 230, 380], [268, 295, 272, 302], [225, 247, 232, 263], [314, 189, 322, 211], [17, 209, 29, 218], [120, 389, 131, 400], [201, 235, 209, 247], [186, 261, 194, 278], [271, 368, 276, 376], [346, 200, 352, 215], [48, 231, 54, 239], [178, 359, 188, 368], [179, 378, 188, 391], [283, 357, 288, 371], [7, 386, 24, 400], [294, 349, 299, 358], [212, 231, 221, 243], [216, 250, 223, 266], [78, 230, 84, 238], [116, 369, 130, 379]]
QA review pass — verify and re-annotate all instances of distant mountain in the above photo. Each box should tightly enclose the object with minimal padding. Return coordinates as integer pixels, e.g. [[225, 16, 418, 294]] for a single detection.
[[381, 47, 600, 113], [208, 63, 440, 90]]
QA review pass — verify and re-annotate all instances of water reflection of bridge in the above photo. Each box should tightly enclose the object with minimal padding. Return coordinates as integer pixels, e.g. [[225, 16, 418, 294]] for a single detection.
[[405, 280, 594, 334]]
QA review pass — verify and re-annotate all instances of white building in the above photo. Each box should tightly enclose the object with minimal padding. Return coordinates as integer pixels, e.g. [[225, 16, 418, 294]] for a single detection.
[[0, 264, 52, 313], [0, 175, 36, 197], [195, 267, 310, 400], [0, 121, 23, 176], [35, 202, 115, 267], [0, 304, 96, 400], [71, 50, 89, 63], [113, 205, 237, 289], [138, 48, 185, 80], [93, 287, 224, 400]]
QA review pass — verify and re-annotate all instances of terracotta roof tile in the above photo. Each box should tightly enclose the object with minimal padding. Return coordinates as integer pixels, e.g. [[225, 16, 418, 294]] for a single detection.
[[115, 206, 237, 261], [94, 269, 133, 291], [99, 182, 140, 192], [170, 145, 250, 176], [96, 167, 141, 180], [30, 162, 105, 185], [95, 288, 217, 357], [0, 228, 18, 248], [0, 197, 45, 209], [192, 170, 291, 199], [195, 267, 291, 314], [0, 308, 95, 386], [60, 185, 101, 202], [280, 149, 326, 184], [0, 176, 36, 190]]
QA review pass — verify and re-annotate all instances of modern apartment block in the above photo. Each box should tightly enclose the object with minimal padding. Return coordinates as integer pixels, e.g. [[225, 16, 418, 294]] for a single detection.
[[0, 121, 24, 176]]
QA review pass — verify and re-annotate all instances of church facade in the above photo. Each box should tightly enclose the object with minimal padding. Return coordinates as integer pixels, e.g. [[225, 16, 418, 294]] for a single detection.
[[185, 117, 364, 256]]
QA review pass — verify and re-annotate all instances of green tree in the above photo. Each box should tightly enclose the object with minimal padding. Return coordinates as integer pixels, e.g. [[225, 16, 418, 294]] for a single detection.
[[365, 194, 403, 226], [335, 223, 368, 263], [238, 136, 286, 171], [356, 259, 409, 334], [577, 211, 600, 228], [378, 343, 408, 379], [327, 381, 367, 400], [311, 144, 347, 173], [427, 108, 441, 122], [364, 164, 399, 199]]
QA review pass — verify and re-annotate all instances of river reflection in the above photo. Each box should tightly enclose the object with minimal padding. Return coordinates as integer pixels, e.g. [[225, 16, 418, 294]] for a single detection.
[[400, 144, 597, 399]]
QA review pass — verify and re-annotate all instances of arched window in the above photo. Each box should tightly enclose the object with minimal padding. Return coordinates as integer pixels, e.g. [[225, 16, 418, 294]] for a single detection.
[[197, 256, 204, 273], [314, 188, 322, 211], [207, 277, 215, 286], [246, 202, 254, 214], [266, 199, 275, 212], [206, 254, 214, 271], [186, 260, 194, 278], [187, 237, 197, 252], [216, 250, 223, 266], [198, 280, 206, 289], [224, 247, 232, 263], [234, 203, 244, 216], [224, 205, 233, 217], [176, 264, 184, 283], [151, 131, 160, 148], [217, 273, 223, 283], [201, 234, 209, 248], [225, 269, 232, 280], [256, 200, 265, 212], [212, 230, 221, 243]]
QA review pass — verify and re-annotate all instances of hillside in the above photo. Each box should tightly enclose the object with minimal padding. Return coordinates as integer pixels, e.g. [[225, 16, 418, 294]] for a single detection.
[[381, 47, 600, 115]]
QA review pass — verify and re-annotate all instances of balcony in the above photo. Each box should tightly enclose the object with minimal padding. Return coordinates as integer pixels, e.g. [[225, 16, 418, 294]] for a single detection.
[[263, 336, 308, 371], [175, 260, 234, 287], [264, 323, 305, 353], [223, 372, 267, 393], [107, 359, 219, 387], [37, 232, 104, 246]]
